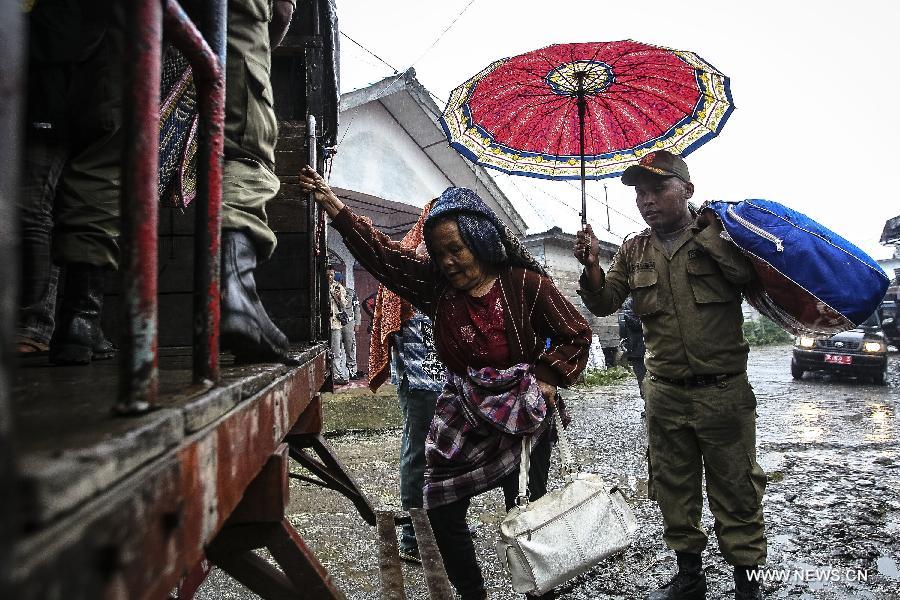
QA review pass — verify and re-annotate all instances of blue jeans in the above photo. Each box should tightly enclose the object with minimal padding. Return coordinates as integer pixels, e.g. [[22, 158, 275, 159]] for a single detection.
[[398, 382, 439, 552], [18, 134, 67, 345]]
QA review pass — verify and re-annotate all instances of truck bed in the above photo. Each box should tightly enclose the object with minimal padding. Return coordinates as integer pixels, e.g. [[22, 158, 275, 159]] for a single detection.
[[10, 344, 328, 599]]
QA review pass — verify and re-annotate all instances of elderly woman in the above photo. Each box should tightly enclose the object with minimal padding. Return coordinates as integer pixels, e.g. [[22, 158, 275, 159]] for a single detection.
[[299, 166, 591, 599]]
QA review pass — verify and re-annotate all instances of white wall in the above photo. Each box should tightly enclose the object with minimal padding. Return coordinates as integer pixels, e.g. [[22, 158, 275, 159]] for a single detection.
[[530, 239, 619, 346], [329, 103, 452, 208]]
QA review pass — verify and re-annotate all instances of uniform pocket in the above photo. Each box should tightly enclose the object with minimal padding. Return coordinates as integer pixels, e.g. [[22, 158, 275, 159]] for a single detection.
[[629, 269, 661, 316], [687, 254, 737, 304], [746, 452, 767, 504]]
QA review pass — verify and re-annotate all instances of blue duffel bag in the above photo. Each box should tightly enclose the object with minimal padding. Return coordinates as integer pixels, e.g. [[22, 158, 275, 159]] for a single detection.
[[706, 199, 890, 336]]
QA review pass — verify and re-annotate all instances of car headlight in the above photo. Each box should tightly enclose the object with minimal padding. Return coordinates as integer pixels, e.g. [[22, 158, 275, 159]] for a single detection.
[[798, 336, 816, 348], [863, 341, 884, 353]]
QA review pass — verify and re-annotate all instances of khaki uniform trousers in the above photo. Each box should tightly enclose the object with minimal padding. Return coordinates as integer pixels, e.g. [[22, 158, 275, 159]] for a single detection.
[[222, 0, 280, 260], [51, 10, 124, 269], [645, 372, 767, 566], [54, 0, 281, 268]]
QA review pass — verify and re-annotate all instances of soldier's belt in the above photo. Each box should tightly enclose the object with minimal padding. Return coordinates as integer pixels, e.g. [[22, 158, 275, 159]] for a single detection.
[[648, 371, 743, 388]]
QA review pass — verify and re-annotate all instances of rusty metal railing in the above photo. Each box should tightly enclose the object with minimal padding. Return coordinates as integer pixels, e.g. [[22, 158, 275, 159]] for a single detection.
[[164, 0, 227, 387], [117, 0, 162, 414], [116, 0, 226, 414]]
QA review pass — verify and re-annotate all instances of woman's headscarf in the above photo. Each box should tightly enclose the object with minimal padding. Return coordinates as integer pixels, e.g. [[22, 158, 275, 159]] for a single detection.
[[424, 187, 547, 277], [367, 200, 435, 392]]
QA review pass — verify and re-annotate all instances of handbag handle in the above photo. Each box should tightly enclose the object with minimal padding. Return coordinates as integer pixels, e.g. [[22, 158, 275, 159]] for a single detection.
[[516, 407, 575, 507]]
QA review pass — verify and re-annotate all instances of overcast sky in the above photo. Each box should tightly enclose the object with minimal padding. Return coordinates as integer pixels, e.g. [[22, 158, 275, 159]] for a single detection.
[[334, 0, 898, 259]]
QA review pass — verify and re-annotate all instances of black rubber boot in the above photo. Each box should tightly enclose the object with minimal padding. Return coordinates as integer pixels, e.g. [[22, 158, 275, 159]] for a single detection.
[[50, 264, 116, 365], [734, 565, 763, 600], [220, 230, 290, 363], [649, 552, 707, 600]]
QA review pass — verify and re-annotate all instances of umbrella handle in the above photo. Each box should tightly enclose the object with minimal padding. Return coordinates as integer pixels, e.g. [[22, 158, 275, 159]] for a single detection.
[[576, 73, 588, 226]]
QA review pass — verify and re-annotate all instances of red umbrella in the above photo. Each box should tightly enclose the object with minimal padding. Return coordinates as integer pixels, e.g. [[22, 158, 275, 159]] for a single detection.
[[440, 40, 734, 224]]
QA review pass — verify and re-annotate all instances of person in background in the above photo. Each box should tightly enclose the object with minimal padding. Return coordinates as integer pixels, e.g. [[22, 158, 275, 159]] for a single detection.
[[332, 271, 360, 380], [17, 0, 121, 364], [368, 200, 444, 564], [344, 273, 364, 379], [33, 0, 296, 365], [327, 268, 351, 385], [620, 295, 647, 397], [300, 169, 591, 600], [362, 291, 377, 333], [574, 150, 765, 600]]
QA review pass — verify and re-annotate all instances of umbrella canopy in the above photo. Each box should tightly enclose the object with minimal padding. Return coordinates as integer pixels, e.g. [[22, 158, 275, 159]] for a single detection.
[[440, 40, 733, 183]]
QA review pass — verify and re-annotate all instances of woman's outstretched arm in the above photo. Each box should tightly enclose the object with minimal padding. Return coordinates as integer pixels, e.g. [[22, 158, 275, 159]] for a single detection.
[[299, 166, 439, 314]]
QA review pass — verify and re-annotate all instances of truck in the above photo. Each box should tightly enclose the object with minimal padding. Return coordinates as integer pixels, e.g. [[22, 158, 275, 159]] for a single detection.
[[0, 2, 409, 598]]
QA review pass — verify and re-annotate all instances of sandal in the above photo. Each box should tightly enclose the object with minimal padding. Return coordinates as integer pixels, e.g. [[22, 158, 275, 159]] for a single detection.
[[16, 335, 50, 356]]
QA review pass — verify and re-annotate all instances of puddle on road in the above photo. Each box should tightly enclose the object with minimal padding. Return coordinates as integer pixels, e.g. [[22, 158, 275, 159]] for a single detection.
[[864, 403, 895, 443], [793, 401, 825, 443], [877, 554, 899, 579]]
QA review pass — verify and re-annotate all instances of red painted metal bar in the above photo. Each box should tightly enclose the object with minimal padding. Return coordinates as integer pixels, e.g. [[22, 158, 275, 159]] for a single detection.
[[0, 1, 24, 589], [162, 0, 226, 385], [117, 0, 163, 414]]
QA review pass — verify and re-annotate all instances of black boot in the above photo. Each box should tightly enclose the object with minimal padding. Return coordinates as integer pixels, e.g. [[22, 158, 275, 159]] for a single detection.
[[734, 565, 763, 600], [50, 264, 116, 365], [649, 552, 707, 600], [220, 230, 290, 362]]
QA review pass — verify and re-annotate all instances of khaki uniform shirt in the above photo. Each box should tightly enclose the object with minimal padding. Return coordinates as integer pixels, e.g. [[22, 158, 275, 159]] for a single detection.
[[578, 223, 755, 379]]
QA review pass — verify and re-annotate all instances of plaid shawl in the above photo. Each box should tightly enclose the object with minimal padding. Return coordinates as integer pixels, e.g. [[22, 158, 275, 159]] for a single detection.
[[367, 200, 434, 392], [423, 363, 553, 509]]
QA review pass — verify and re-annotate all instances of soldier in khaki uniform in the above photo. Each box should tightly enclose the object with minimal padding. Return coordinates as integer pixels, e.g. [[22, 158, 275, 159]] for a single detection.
[[45, 0, 297, 363], [19, 0, 125, 364], [218, 0, 297, 361], [574, 151, 765, 600]]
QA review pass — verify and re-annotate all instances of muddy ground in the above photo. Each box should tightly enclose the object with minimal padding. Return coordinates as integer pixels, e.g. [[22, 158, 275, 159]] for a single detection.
[[198, 345, 900, 599]]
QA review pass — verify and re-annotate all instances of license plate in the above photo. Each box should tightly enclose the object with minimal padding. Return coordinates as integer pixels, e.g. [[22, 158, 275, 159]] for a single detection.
[[825, 354, 852, 365]]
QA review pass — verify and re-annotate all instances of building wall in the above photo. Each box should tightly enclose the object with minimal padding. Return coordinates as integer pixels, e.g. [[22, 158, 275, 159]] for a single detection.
[[526, 237, 620, 347], [329, 102, 452, 208]]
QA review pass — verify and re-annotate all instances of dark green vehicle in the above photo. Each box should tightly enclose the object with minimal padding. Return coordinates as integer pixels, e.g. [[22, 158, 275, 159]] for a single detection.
[[791, 312, 889, 385]]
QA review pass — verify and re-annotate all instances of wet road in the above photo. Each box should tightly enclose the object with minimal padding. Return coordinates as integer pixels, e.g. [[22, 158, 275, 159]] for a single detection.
[[198, 345, 899, 599]]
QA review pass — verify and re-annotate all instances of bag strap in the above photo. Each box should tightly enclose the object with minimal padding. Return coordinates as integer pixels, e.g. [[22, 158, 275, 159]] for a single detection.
[[516, 407, 574, 507], [515, 435, 532, 507]]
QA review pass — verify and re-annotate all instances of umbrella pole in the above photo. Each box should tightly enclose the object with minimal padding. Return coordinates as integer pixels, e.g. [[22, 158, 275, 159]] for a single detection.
[[576, 73, 587, 227]]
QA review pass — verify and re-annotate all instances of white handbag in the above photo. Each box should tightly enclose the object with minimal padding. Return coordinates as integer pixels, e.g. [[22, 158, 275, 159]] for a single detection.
[[496, 411, 638, 595]]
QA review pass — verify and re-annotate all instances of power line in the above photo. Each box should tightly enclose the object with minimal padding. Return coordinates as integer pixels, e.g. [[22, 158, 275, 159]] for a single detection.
[[498, 173, 550, 227], [513, 176, 626, 241], [338, 0, 477, 126], [410, 0, 477, 68], [340, 31, 400, 75], [561, 179, 644, 228]]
